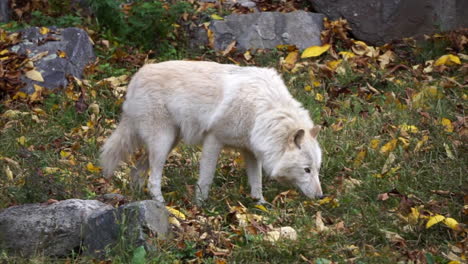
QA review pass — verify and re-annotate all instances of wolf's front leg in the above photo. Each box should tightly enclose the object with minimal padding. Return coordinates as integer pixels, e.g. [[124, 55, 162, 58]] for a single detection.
[[196, 134, 223, 205], [243, 150, 267, 204]]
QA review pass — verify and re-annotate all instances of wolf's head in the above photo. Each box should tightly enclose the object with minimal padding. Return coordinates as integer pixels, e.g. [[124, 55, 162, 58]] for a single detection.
[[271, 126, 323, 199]]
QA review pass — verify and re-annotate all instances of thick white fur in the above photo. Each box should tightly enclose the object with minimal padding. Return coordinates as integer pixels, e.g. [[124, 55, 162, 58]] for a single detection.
[[100, 61, 323, 203]]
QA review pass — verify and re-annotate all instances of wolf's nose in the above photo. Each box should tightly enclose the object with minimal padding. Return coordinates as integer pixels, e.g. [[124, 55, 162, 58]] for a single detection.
[[317, 194, 326, 199]]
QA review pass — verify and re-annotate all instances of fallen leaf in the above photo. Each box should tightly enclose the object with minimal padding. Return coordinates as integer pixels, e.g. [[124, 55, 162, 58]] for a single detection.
[[380, 139, 398, 154], [370, 139, 380, 149], [315, 211, 329, 232], [339, 51, 355, 59], [221, 41, 236, 56], [29, 84, 43, 102], [57, 50, 67, 58], [426, 214, 445, 228], [4, 166, 13, 181], [301, 44, 330, 58], [264, 226, 297, 242], [315, 93, 324, 102], [211, 14, 224, 20], [353, 149, 367, 167], [444, 143, 455, 159], [39, 27, 49, 35], [25, 70, 44, 82], [434, 54, 461, 66], [16, 136, 26, 146], [443, 217, 461, 231], [283, 51, 299, 70], [441, 118, 454, 132], [166, 206, 186, 220], [86, 162, 102, 173], [254, 204, 269, 213], [399, 124, 419, 133]]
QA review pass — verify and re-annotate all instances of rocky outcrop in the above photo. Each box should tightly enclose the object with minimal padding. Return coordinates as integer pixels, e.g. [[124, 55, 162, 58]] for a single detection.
[[0, 0, 9, 23], [10, 26, 95, 94], [83, 200, 169, 257], [210, 11, 325, 51], [0, 199, 111, 257], [309, 0, 468, 45]]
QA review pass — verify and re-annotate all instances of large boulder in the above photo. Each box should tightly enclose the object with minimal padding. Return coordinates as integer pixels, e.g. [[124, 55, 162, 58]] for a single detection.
[[0, 0, 9, 23], [83, 200, 169, 257], [309, 0, 468, 45], [210, 11, 325, 51], [10, 26, 95, 94], [0, 199, 112, 257]]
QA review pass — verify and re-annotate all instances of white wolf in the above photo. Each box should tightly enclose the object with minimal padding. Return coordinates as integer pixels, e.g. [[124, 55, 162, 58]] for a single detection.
[[100, 61, 323, 204]]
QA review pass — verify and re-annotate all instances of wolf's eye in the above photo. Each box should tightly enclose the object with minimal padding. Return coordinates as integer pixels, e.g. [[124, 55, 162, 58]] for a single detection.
[[304, 168, 311, 173]]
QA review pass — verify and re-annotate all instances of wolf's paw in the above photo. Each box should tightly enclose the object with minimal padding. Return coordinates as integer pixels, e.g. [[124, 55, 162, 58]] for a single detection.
[[255, 198, 273, 208], [151, 194, 166, 204]]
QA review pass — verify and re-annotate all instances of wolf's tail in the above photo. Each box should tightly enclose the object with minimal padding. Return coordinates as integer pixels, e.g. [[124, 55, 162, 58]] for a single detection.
[[100, 116, 139, 177]]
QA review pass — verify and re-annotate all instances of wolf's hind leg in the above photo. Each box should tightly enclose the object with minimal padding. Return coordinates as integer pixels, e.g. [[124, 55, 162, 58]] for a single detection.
[[242, 150, 266, 204], [196, 134, 223, 205], [145, 125, 179, 203]]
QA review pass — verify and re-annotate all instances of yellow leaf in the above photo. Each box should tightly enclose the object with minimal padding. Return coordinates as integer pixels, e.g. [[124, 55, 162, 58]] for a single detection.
[[39, 27, 49, 35], [301, 44, 330, 58], [86, 162, 101, 173], [339, 51, 355, 59], [243, 51, 252, 61], [443, 217, 459, 230], [57, 50, 67, 58], [370, 139, 380, 149], [434, 54, 461, 66], [304, 85, 312, 92], [4, 166, 13, 181], [60, 150, 72, 158], [168, 216, 181, 227], [399, 124, 418, 133], [414, 135, 429, 152], [353, 40, 368, 47], [353, 149, 367, 168], [211, 14, 224, 20], [25, 70, 44, 82], [166, 206, 186, 220], [13, 91, 27, 100], [398, 137, 410, 149], [2, 110, 23, 119], [448, 261, 461, 264], [315, 93, 324, 102], [312, 80, 321, 87], [43, 167, 61, 174], [441, 118, 454, 132], [380, 139, 398, 154], [444, 143, 455, 159], [283, 51, 299, 70], [29, 84, 43, 102], [408, 207, 420, 224], [426, 214, 445, 229], [16, 136, 26, 146], [326, 59, 342, 71], [254, 204, 269, 213]]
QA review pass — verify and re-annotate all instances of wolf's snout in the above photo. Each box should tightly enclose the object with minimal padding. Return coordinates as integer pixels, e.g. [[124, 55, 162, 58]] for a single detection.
[[316, 194, 326, 199]]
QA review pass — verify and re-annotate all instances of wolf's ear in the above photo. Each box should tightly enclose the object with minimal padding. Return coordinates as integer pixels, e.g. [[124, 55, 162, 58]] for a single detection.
[[310, 125, 321, 138], [293, 129, 305, 149]]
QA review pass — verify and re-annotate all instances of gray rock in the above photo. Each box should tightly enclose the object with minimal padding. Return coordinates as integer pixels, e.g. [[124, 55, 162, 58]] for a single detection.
[[11, 27, 95, 94], [0, 199, 111, 257], [83, 200, 169, 257], [309, 0, 468, 45], [210, 11, 325, 51], [0, 0, 9, 23]]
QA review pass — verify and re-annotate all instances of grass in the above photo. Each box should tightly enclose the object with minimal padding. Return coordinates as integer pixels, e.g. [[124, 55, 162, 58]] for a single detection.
[[0, 6, 467, 264]]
